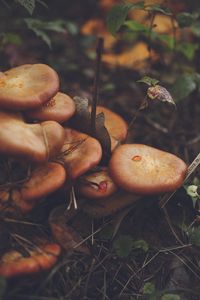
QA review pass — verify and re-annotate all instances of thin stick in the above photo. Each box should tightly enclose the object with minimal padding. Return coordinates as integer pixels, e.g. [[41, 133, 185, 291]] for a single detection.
[[163, 206, 184, 245], [91, 37, 104, 136]]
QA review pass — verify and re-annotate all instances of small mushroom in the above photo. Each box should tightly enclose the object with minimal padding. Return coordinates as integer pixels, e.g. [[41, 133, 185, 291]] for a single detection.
[[24, 92, 76, 123], [0, 243, 61, 277], [78, 167, 117, 199], [0, 64, 59, 110], [60, 128, 102, 179], [0, 110, 65, 162], [109, 144, 188, 195]]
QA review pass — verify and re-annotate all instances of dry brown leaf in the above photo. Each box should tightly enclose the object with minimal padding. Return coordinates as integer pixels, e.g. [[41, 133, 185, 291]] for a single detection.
[[49, 205, 90, 255]]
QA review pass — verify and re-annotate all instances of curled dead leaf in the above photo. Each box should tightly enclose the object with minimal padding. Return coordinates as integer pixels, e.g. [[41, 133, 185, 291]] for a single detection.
[[49, 205, 90, 255]]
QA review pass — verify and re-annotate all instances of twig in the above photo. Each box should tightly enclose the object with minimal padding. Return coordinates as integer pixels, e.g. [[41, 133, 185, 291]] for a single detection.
[[162, 206, 184, 245], [91, 37, 104, 136]]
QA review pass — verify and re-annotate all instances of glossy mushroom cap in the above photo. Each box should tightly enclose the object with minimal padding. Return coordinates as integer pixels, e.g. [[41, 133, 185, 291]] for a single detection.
[[0, 110, 65, 162], [60, 128, 102, 179], [78, 167, 117, 199], [0, 243, 61, 277], [24, 92, 76, 123], [0, 64, 59, 110], [0, 162, 66, 214], [21, 162, 66, 202], [95, 106, 128, 151], [109, 144, 188, 195]]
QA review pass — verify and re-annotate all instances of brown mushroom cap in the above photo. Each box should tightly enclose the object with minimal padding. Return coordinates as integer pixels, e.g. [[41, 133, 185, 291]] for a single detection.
[[21, 162, 66, 202], [0, 162, 66, 214], [83, 190, 140, 218], [24, 92, 76, 123], [78, 167, 118, 199], [0, 110, 65, 162], [0, 64, 59, 110], [60, 128, 102, 179], [109, 144, 188, 195], [95, 106, 128, 151], [0, 243, 61, 277]]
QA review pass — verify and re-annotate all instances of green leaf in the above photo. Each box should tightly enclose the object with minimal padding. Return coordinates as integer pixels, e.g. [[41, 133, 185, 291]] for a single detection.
[[137, 76, 159, 86], [124, 20, 148, 33], [143, 282, 156, 295], [113, 235, 134, 257], [107, 2, 145, 36], [36, 0, 48, 9], [161, 294, 181, 300], [192, 21, 200, 37], [0, 276, 6, 299], [185, 184, 199, 207], [15, 0, 35, 15], [24, 18, 68, 48], [25, 19, 51, 47], [187, 185, 199, 199], [157, 33, 175, 50], [177, 42, 199, 61], [0, 32, 22, 48], [194, 73, 200, 93], [132, 239, 149, 252], [176, 12, 196, 28], [188, 227, 200, 247], [145, 4, 172, 16], [184, 177, 200, 207], [172, 73, 197, 102]]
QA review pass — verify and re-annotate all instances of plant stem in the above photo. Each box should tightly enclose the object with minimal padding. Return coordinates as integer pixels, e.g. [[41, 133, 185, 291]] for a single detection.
[[127, 96, 148, 133], [91, 37, 104, 137]]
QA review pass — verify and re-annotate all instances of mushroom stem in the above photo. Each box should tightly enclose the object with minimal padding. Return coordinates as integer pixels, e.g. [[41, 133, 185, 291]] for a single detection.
[[67, 186, 78, 210], [126, 96, 148, 140], [91, 37, 104, 137]]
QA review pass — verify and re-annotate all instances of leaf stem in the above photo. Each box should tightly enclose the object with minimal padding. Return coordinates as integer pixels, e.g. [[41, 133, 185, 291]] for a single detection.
[[126, 96, 148, 138]]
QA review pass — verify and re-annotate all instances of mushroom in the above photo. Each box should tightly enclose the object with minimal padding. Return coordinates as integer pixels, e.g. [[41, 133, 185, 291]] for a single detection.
[[0, 110, 65, 162], [78, 167, 118, 199], [109, 144, 188, 195], [0, 162, 66, 214], [0, 243, 61, 277], [83, 189, 140, 218], [24, 92, 76, 124], [0, 64, 59, 110], [60, 128, 102, 179], [102, 42, 158, 71]]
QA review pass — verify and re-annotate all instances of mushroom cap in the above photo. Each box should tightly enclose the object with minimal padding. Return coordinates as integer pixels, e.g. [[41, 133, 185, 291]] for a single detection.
[[95, 106, 128, 151], [0, 162, 66, 214], [0, 64, 59, 110], [21, 162, 66, 202], [0, 243, 61, 277], [0, 110, 65, 162], [61, 128, 102, 179], [109, 144, 188, 195], [83, 190, 140, 218], [24, 92, 76, 123], [78, 167, 118, 199]]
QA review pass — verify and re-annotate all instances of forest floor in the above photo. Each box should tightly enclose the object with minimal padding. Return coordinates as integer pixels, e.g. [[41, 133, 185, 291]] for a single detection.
[[0, 1, 200, 299]]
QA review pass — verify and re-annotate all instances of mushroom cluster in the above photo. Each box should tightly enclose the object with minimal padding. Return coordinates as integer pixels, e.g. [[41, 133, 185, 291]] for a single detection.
[[0, 63, 188, 277]]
